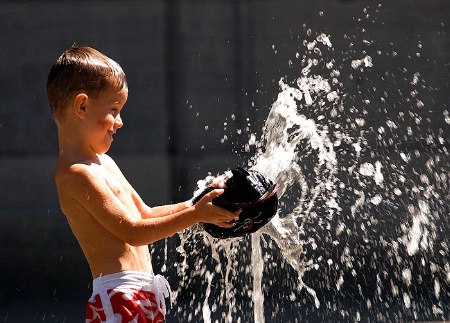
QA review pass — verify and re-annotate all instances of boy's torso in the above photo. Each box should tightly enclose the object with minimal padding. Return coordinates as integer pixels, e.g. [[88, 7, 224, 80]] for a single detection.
[[55, 153, 153, 278]]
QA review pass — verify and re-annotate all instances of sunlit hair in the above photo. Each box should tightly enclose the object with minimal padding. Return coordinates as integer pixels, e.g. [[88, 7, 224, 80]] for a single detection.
[[47, 44, 127, 122]]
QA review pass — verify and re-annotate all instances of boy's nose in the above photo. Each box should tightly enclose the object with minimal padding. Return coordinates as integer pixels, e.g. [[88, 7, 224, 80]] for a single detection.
[[115, 114, 123, 128]]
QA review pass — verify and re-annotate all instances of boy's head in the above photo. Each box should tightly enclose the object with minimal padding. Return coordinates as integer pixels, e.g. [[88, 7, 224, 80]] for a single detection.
[[47, 45, 127, 123]]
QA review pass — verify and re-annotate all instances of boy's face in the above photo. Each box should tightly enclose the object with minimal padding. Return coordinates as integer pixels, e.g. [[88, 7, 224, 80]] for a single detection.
[[84, 84, 128, 154]]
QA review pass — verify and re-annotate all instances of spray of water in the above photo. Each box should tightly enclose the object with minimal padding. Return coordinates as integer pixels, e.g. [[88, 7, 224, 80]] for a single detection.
[[173, 32, 340, 322], [171, 11, 449, 323]]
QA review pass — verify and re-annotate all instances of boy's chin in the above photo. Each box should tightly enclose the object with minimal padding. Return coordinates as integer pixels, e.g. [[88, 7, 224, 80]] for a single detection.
[[92, 144, 111, 155]]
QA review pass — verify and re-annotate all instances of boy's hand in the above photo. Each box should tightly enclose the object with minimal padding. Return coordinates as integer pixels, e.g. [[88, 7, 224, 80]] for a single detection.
[[194, 188, 241, 228]]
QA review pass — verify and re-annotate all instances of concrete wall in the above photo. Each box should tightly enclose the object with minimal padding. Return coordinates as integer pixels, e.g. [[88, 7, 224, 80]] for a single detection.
[[0, 0, 449, 321]]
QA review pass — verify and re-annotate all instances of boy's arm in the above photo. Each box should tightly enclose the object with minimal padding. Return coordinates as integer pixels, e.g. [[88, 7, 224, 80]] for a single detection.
[[131, 186, 192, 219], [62, 165, 239, 246], [142, 203, 193, 219], [130, 170, 226, 220]]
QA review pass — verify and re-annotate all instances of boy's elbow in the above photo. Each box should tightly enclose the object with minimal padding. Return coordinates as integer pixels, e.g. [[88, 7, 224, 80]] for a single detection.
[[123, 230, 143, 246], [126, 237, 146, 247], [123, 232, 153, 246], [122, 220, 159, 246]]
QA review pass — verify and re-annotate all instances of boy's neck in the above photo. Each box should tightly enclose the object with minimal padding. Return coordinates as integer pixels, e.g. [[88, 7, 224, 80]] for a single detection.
[[57, 127, 100, 165]]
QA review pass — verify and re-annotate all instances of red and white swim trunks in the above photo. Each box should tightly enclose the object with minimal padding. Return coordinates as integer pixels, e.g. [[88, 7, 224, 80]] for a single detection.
[[85, 271, 171, 323]]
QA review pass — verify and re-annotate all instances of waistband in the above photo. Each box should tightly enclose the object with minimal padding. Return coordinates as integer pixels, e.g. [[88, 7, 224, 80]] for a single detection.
[[91, 271, 172, 315]]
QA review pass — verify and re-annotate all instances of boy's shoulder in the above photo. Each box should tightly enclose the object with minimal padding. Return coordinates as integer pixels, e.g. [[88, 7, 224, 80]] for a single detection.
[[55, 159, 95, 192], [55, 153, 120, 189]]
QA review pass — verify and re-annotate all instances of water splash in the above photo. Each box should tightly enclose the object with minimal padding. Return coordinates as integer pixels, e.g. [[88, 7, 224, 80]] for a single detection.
[[172, 17, 449, 323]]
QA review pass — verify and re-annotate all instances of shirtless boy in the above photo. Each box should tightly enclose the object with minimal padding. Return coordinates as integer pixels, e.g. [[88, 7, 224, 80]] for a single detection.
[[47, 45, 240, 322]]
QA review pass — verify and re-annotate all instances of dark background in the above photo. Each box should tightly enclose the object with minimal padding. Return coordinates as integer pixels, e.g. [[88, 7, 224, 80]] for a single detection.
[[0, 0, 449, 322]]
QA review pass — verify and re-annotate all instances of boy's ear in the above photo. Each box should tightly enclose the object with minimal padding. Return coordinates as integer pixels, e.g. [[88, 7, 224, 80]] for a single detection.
[[73, 93, 89, 120]]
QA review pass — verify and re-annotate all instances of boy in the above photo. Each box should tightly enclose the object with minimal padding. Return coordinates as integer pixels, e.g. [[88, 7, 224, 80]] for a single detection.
[[47, 45, 240, 322]]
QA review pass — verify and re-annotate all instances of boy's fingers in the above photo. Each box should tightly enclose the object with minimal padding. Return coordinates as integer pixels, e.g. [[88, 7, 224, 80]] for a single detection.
[[226, 209, 241, 221], [216, 221, 235, 228], [218, 207, 240, 219], [205, 188, 224, 200]]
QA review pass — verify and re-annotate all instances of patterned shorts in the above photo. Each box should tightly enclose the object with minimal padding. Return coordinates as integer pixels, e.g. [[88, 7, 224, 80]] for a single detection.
[[85, 271, 171, 323]]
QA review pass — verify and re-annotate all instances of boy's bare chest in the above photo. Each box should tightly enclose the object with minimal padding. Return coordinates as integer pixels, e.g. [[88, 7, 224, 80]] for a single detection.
[[98, 166, 132, 202], [106, 177, 127, 198]]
